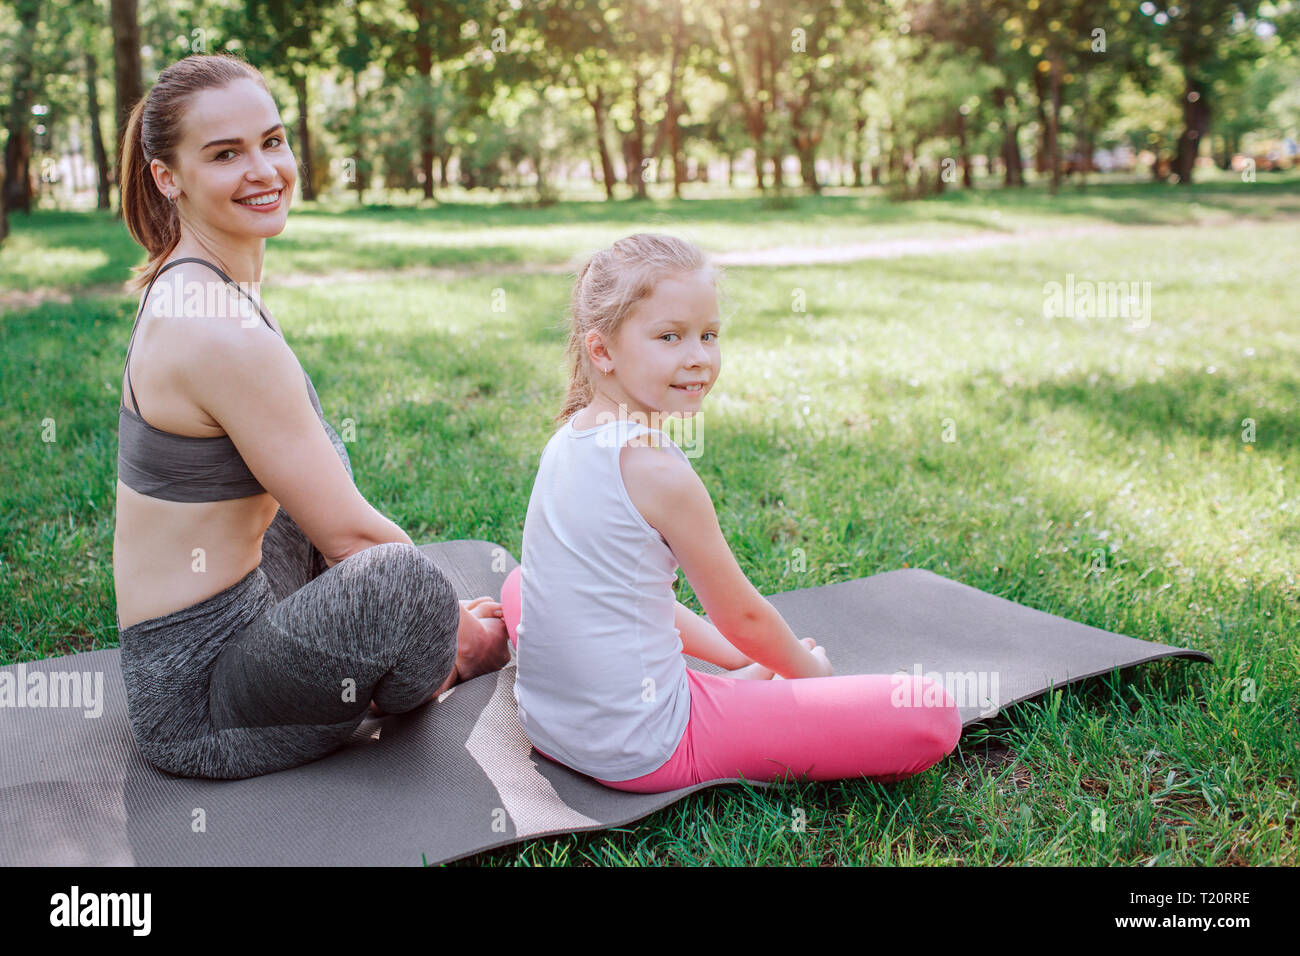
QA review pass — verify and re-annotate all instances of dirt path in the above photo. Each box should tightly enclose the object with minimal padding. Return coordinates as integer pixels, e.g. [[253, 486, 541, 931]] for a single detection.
[[4, 214, 1290, 312]]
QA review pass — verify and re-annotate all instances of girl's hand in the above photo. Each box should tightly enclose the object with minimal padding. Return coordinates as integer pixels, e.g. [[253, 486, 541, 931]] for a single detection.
[[807, 644, 832, 677]]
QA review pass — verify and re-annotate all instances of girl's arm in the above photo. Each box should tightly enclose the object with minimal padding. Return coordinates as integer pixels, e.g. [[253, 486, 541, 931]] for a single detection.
[[620, 444, 831, 680], [674, 599, 753, 669]]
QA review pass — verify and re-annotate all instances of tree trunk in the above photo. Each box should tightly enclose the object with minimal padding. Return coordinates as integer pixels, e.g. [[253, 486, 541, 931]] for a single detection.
[[1032, 68, 1049, 176], [668, 110, 684, 200], [717, 5, 769, 195], [630, 70, 647, 198], [85, 52, 111, 210], [349, 68, 368, 202], [1174, 77, 1210, 185], [663, 3, 686, 200], [1217, 132, 1238, 171], [788, 63, 823, 193], [291, 71, 316, 201], [1214, 135, 1231, 170], [5, 0, 40, 216], [956, 108, 972, 189], [1049, 56, 1063, 194], [413, 12, 434, 200], [533, 150, 549, 200], [997, 86, 1024, 187], [110, 0, 141, 215], [852, 115, 866, 187], [1075, 70, 1090, 190], [793, 132, 819, 193], [586, 86, 616, 201]]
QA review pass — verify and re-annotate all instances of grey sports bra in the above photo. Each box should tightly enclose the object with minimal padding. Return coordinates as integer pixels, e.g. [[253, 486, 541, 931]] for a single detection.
[[117, 257, 329, 503]]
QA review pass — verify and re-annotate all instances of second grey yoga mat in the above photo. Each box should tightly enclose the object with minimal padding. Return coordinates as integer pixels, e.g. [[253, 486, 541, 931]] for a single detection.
[[0, 540, 1211, 866]]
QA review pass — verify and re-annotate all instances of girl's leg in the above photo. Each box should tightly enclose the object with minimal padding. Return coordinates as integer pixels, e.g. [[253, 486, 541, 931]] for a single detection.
[[202, 542, 460, 779], [502, 564, 522, 650], [502, 565, 961, 794], [597, 669, 962, 793]]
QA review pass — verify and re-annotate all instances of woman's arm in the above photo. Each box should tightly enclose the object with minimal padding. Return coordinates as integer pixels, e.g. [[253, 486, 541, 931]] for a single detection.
[[193, 325, 409, 564]]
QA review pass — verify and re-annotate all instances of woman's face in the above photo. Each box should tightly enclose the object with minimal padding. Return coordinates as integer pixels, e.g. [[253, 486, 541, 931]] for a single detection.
[[153, 77, 296, 242], [595, 269, 722, 420]]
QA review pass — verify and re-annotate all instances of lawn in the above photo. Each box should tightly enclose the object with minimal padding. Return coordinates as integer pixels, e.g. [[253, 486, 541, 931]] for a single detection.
[[1, 174, 1296, 864]]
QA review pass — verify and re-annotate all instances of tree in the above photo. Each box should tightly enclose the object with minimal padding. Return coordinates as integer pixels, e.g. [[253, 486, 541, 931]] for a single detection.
[[1132, 1, 1266, 184], [110, 0, 142, 213], [4, 0, 40, 216]]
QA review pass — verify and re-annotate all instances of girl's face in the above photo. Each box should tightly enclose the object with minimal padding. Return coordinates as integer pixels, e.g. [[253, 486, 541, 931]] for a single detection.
[[151, 78, 296, 243], [592, 269, 722, 420]]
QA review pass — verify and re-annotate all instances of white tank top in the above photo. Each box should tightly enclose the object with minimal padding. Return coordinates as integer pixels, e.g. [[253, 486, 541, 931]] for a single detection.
[[512, 413, 693, 780]]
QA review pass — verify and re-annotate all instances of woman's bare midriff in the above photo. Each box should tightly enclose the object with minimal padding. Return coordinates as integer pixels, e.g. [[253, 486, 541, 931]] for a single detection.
[[113, 482, 279, 628]]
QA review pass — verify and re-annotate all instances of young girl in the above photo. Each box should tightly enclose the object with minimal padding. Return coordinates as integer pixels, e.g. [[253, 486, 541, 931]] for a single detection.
[[500, 234, 961, 794]]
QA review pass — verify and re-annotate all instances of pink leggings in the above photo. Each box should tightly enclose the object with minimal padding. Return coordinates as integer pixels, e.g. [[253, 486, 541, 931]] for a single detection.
[[500, 566, 963, 794]]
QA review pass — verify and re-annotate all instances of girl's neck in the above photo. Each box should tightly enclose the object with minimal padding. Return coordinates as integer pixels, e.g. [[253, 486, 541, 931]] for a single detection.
[[581, 394, 667, 428]]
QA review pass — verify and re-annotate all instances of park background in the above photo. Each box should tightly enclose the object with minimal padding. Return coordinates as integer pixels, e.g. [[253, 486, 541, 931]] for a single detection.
[[1, 0, 1297, 865]]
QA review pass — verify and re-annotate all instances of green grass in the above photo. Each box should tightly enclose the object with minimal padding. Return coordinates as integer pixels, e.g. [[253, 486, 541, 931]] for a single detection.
[[2, 176, 1297, 865], [4, 170, 1300, 293]]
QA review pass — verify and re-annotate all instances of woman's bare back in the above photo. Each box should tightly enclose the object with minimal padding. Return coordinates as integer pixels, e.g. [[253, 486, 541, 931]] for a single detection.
[[113, 261, 282, 628]]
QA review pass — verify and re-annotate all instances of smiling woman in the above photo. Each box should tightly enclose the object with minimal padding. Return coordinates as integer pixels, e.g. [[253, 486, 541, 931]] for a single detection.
[[110, 53, 510, 780], [120, 60, 296, 293]]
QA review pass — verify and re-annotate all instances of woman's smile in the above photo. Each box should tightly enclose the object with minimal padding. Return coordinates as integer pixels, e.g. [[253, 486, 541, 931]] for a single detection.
[[234, 187, 284, 210]]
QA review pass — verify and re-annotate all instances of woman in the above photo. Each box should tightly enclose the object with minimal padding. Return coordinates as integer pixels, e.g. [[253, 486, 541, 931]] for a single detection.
[[113, 52, 509, 780]]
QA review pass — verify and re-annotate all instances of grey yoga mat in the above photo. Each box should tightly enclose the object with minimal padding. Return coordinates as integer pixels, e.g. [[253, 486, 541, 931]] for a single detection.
[[0, 540, 1210, 866]]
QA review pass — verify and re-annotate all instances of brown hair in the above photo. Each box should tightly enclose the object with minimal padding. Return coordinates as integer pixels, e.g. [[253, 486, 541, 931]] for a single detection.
[[555, 233, 725, 427], [120, 53, 272, 292]]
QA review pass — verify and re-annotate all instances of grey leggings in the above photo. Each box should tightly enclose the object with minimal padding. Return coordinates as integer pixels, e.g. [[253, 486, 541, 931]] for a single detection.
[[117, 506, 460, 780]]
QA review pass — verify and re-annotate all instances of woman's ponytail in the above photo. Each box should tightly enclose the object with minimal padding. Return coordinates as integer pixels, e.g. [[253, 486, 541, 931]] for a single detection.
[[121, 96, 179, 293]]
